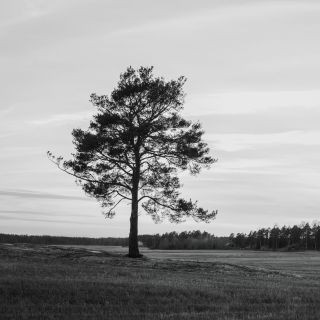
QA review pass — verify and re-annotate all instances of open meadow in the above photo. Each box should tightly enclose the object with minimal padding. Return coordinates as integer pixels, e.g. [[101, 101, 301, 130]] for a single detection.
[[1, 243, 320, 320]]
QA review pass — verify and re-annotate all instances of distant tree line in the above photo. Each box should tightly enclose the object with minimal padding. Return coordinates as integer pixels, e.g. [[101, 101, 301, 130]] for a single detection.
[[0, 231, 226, 249], [1, 221, 319, 251], [229, 222, 320, 250], [139, 231, 229, 250], [0, 234, 128, 246]]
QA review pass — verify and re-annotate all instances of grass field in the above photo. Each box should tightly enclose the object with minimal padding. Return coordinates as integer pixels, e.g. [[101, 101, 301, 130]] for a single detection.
[[1, 243, 320, 319]]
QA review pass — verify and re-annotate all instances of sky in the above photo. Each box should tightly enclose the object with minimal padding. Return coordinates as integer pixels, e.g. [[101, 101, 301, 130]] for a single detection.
[[1, 0, 320, 237]]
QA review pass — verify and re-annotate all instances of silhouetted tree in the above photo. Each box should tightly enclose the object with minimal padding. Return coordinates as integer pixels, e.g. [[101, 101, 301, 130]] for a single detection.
[[233, 233, 246, 248], [291, 225, 302, 247], [312, 221, 320, 250], [269, 225, 281, 250], [48, 66, 217, 257], [301, 222, 311, 250]]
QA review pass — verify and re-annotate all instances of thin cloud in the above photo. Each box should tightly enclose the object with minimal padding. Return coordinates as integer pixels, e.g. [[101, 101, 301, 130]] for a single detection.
[[0, 106, 14, 116], [28, 111, 93, 126], [192, 107, 320, 135], [0, 189, 90, 201], [115, 1, 320, 36], [0, 214, 97, 225], [184, 90, 320, 116], [208, 130, 320, 152], [0, 209, 93, 218]]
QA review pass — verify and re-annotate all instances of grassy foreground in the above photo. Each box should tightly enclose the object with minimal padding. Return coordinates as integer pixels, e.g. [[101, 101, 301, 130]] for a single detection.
[[1, 244, 320, 320]]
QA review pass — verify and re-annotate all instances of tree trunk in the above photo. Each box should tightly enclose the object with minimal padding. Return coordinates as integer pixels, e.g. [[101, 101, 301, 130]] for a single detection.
[[128, 195, 141, 258], [128, 163, 141, 258]]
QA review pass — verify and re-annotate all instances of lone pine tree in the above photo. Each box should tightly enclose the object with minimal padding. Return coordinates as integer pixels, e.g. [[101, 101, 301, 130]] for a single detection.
[[48, 66, 217, 258]]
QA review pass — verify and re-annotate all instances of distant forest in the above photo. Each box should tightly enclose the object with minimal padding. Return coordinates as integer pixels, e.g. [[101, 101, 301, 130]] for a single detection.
[[1, 221, 319, 250], [0, 234, 127, 247], [229, 222, 320, 251]]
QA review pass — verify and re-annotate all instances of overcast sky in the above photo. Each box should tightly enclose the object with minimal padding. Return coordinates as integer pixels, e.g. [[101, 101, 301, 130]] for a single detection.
[[1, 0, 320, 237]]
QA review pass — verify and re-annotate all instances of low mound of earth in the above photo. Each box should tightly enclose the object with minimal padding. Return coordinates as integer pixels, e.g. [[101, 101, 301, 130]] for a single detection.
[[0, 243, 301, 278]]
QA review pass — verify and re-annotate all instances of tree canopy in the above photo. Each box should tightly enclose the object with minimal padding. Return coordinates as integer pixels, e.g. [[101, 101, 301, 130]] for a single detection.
[[48, 66, 217, 257]]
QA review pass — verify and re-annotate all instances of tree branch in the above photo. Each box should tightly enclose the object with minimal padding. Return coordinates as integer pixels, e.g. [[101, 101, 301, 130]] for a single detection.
[[104, 197, 127, 217], [48, 154, 132, 191], [138, 195, 176, 211]]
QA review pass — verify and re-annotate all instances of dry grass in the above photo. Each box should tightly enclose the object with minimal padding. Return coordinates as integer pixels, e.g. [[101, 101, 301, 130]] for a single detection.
[[1, 243, 320, 319]]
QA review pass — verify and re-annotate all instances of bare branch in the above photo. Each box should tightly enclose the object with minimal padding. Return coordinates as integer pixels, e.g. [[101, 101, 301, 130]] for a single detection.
[[104, 197, 127, 218]]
